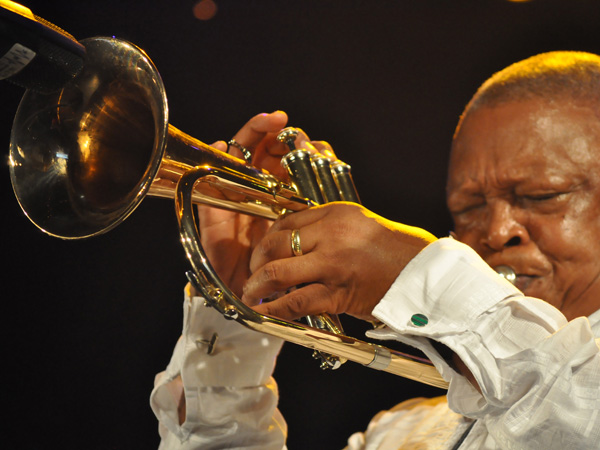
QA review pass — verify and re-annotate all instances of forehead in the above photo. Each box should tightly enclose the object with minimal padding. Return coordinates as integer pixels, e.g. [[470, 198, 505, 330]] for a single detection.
[[447, 98, 600, 192]]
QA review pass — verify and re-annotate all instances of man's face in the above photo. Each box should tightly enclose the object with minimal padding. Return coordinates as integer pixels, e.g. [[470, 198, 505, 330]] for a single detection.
[[447, 97, 600, 319]]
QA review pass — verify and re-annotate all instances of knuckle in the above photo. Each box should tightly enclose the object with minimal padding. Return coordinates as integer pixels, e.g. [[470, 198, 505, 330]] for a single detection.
[[261, 261, 284, 285], [285, 291, 311, 317], [325, 217, 354, 241], [281, 210, 297, 225], [270, 215, 290, 233], [257, 234, 279, 258]]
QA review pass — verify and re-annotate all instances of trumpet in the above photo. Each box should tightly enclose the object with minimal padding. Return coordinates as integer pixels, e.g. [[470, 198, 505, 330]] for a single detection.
[[9, 36, 449, 389]]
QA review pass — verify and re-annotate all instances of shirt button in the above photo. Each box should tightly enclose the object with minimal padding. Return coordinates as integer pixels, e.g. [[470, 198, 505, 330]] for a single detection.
[[410, 313, 429, 327]]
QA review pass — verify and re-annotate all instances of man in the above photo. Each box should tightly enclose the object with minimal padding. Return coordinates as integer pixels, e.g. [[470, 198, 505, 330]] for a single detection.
[[151, 51, 600, 449]]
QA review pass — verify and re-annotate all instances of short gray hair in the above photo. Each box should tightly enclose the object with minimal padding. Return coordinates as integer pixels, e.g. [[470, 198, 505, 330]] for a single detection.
[[455, 51, 600, 136]]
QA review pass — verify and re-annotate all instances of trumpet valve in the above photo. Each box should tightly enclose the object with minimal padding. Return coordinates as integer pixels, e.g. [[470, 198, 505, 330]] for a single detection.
[[277, 127, 300, 151]]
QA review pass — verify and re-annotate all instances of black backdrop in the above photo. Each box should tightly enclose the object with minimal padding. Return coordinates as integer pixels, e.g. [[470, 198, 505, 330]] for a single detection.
[[2, 1, 600, 449]]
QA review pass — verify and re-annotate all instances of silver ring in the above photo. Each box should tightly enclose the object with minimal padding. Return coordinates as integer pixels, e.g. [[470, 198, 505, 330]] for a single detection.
[[227, 139, 252, 162], [291, 229, 303, 256]]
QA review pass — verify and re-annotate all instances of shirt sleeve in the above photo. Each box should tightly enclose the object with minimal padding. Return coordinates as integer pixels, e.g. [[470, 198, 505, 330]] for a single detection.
[[150, 284, 287, 450], [367, 237, 600, 449]]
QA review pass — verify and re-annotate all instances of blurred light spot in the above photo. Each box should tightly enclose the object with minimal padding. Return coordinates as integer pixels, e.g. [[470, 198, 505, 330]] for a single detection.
[[193, 0, 218, 20]]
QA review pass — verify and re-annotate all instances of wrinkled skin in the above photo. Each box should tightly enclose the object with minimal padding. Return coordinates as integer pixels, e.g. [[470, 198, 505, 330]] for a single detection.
[[447, 97, 600, 320], [242, 203, 436, 321], [197, 112, 436, 322], [197, 111, 335, 298]]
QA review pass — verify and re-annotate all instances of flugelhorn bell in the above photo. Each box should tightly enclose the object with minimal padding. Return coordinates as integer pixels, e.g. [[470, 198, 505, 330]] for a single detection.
[[9, 36, 310, 239]]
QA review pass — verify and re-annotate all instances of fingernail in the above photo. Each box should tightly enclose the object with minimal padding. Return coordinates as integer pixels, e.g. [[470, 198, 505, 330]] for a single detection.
[[270, 110, 287, 120]]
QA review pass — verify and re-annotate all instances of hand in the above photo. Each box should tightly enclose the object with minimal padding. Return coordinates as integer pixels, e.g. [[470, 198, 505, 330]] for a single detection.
[[194, 111, 288, 297], [242, 203, 437, 321], [195, 111, 330, 297]]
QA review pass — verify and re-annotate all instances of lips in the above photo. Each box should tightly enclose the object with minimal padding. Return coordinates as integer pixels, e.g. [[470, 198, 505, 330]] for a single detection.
[[488, 257, 550, 297], [494, 265, 539, 291], [514, 275, 538, 292]]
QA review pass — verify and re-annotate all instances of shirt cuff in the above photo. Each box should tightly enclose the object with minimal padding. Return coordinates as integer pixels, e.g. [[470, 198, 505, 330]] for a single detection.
[[151, 285, 286, 444], [372, 237, 521, 336], [367, 238, 574, 415], [179, 284, 284, 388]]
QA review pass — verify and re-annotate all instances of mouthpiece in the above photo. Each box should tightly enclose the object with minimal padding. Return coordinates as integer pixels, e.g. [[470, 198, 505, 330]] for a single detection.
[[495, 265, 516, 285]]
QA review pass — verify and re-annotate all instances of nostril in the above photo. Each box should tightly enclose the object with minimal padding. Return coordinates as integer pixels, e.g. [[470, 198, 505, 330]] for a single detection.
[[505, 236, 521, 247]]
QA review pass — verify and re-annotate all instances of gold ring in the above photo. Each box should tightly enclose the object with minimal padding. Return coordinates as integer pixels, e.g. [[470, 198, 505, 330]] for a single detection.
[[291, 229, 303, 256]]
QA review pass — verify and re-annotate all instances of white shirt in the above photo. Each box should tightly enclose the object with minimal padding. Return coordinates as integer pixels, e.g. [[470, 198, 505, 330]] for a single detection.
[[151, 238, 600, 449], [150, 287, 286, 450]]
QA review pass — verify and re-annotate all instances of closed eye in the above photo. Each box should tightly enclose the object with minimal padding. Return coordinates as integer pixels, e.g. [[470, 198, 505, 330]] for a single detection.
[[518, 191, 571, 212], [450, 202, 485, 216], [521, 192, 568, 202]]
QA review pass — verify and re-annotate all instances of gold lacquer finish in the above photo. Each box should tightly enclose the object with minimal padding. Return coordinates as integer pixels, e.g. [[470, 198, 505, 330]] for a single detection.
[[176, 167, 448, 388], [10, 36, 449, 389], [9, 37, 309, 239]]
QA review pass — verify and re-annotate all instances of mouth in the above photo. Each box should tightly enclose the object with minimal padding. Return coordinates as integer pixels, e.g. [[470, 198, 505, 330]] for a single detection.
[[513, 275, 540, 294]]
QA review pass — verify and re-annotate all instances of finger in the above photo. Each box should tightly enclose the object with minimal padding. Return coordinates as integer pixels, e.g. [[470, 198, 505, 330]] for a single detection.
[[232, 111, 288, 148], [252, 128, 312, 176], [229, 111, 289, 165], [211, 140, 228, 152], [253, 283, 334, 320], [297, 140, 320, 155], [310, 140, 337, 159], [248, 229, 293, 274], [249, 226, 318, 273], [269, 203, 345, 234], [270, 206, 326, 234], [256, 134, 331, 180], [242, 252, 325, 305]]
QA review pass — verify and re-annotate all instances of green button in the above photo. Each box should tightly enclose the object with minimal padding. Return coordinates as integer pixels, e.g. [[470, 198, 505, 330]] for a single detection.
[[410, 313, 428, 327]]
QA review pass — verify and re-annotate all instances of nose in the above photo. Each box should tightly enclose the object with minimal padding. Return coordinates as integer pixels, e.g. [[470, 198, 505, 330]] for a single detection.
[[482, 201, 529, 251]]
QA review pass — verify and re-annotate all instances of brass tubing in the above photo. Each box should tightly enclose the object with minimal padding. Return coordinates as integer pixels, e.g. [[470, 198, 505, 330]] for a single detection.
[[176, 166, 449, 389]]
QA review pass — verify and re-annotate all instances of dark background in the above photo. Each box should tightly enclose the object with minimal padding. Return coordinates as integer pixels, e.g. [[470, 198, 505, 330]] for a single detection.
[[2, 1, 600, 449]]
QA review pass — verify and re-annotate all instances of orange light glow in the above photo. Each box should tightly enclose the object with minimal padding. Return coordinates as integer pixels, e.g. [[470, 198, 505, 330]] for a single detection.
[[193, 0, 218, 21]]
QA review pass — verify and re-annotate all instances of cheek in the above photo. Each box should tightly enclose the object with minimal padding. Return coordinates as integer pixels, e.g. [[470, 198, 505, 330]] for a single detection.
[[452, 215, 483, 245], [554, 193, 600, 252], [531, 211, 600, 269]]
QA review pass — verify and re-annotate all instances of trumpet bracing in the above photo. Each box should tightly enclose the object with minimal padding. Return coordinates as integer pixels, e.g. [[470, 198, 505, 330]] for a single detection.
[[9, 36, 449, 389]]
